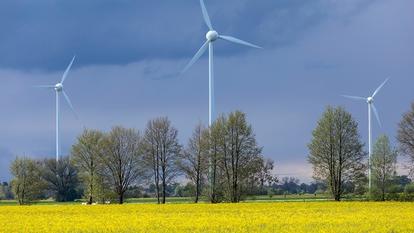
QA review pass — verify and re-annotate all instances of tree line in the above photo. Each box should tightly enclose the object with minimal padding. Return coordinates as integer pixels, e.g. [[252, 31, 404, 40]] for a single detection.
[[9, 111, 277, 205], [308, 102, 414, 201], [6, 101, 414, 204]]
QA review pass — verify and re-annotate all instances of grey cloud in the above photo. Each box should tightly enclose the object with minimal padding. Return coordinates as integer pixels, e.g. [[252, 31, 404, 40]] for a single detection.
[[0, 0, 377, 70]]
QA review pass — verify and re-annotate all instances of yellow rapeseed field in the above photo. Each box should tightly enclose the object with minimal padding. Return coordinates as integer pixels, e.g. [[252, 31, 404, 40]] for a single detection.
[[0, 202, 413, 233]]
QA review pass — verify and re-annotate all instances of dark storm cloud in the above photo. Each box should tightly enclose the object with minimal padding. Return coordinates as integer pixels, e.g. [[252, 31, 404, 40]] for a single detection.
[[0, 0, 375, 70], [0, 0, 413, 182]]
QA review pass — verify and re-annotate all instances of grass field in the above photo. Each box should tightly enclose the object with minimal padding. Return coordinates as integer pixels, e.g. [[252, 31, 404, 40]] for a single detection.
[[0, 202, 413, 233], [0, 194, 332, 206]]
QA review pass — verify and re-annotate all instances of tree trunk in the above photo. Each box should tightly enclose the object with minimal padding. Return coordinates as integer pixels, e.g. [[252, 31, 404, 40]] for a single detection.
[[162, 173, 166, 204], [210, 155, 218, 203], [88, 177, 93, 205], [118, 192, 124, 204], [195, 173, 200, 203]]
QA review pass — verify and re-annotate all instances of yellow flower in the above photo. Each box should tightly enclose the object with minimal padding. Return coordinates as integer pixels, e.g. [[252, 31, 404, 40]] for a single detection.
[[0, 202, 413, 233]]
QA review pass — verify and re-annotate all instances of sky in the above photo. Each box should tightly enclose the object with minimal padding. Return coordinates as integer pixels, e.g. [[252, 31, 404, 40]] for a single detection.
[[0, 0, 413, 183]]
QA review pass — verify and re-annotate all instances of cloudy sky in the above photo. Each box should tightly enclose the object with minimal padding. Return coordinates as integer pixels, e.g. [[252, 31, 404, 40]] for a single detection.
[[0, 0, 413, 183]]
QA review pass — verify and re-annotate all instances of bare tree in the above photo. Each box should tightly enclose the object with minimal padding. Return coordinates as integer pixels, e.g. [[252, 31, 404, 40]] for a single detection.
[[100, 126, 144, 204], [180, 124, 209, 203], [142, 121, 161, 203], [308, 106, 366, 201], [142, 117, 181, 204], [257, 158, 277, 192], [397, 102, 414, 176], [371, 135, 397, 201], [71, 129, 105, 204]]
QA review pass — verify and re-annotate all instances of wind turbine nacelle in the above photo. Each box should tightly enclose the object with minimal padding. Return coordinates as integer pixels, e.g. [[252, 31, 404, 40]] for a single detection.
[[55, 83, 63, 92], [206, 30, 219, 42], [367, 97, 373, 104]]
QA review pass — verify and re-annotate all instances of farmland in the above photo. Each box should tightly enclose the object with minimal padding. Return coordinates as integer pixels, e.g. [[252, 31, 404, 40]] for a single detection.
[[1, 202, 413, 233]]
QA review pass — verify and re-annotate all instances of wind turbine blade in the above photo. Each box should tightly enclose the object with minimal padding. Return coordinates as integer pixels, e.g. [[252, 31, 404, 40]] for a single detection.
[[181, 41, 209, 74], [341, 95, 366, 101], [62, 90, 78, 119], [200, 0, 213, 30], [371, 104, 382, 127], [372, 78, 389, 98], [33, 85, 54, 88], [219, 35, 262, 49], [61, 56, 76, 84]]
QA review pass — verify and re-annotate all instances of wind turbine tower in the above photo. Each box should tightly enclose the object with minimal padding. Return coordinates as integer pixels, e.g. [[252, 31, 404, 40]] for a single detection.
[[182, 0, 261, 127], [36, 56, 78, 162], [342, 78, 389, 194]]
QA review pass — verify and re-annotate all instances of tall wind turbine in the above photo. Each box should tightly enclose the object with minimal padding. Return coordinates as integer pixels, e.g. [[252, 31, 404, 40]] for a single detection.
[[342, 78, 389, 194], [181, 0, 261, 127], [36, 56, 78, 162]]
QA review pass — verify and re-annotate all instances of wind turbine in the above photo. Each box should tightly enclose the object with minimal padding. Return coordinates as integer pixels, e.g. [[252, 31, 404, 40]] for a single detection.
[[342, 78, 389, 195], [36, 56, 78, 162], [181, 0, 261, 127]]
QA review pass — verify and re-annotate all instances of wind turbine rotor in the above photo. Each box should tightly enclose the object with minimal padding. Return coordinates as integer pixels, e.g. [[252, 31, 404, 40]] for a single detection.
[[342, 78, 389, 197], [200, 0, 213, 30], [34, 85, 55, 88], [34, 56, 79, 162], [54, 83, 63, 92], [219, 35, 262, 49], [181, 40, 209, 73], [61, 56, 76, 84], [372, 78, 389, 98], [371, 103, 382, 127], [181, 0, 261, 128], [62, 90, 78, 119], [206, 31, 219, 42], [341, 95, 366, 101]]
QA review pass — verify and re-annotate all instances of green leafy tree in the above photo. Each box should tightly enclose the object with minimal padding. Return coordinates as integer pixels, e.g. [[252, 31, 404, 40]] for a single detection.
[[10, 157, 44, 205], [371, 135, 397, 201], [71, 129, 106, 204], [41, 156, 80, 202], [207, 116, 225, 203], [207, 111, 264, 203], [308, 106, 366, 201]]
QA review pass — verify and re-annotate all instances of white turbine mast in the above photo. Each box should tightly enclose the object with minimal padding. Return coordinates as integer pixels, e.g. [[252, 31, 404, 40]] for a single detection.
[[181, 0, 261, 127], [35, 56, 78, 162], [342, 78, 389, 195]]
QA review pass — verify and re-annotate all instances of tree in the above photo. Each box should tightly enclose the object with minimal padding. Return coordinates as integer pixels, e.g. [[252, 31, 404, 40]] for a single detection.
[[257, 158, 277, 193], [279, 177, 301, 194], [180, 124, 209, 203], [0, 182, 13, 200], [371, 135, 397, 201], [308, 106, 366, 201], [244, 158, 277, 196], [142, 117, 181, 204], [99, 126, 145, 204], [71, 129, 105, 204], [208, 111, 264, 203], [41, 157, 80, 202], [397, 102, 414, 176], [224, 111, 263, 202], [207, 116, 225, 203], [10, 157, 44, 205]]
